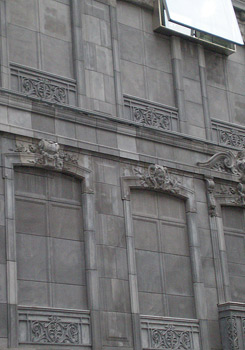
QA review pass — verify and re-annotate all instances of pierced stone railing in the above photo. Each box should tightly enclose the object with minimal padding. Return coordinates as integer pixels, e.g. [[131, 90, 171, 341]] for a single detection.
[[18, 306, 91, 347], [219, 302, 245, 350], [124, 95, 179, 132], [140, 315, 201, 350], [10, 63, 77, 105], [212, 120, 245, 150]]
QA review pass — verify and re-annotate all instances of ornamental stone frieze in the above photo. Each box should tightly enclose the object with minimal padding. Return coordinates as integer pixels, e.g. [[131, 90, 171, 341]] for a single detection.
[[18, 307, 91, 346], [14, 139, 78, 170], [140, 316, 201, 350], [205, 179, 245, 216], [124, 95, 179, 132], [198, 150, 245, 183], [219, 302, 245, 350], [10, 63, 77, 105], [198, 151, 245, 216], [134, 164, 181, 194], [215, 182, 245, 206]]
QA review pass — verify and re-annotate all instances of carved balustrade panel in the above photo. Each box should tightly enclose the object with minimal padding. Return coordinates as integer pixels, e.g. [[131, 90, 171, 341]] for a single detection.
[[124, 95, 179, 132], [212, 120, 245, 150], [10, 63, 77, 105], [140, 316, 201, 350], [18, 307, 91, 347], [219, 302, 245, 350]]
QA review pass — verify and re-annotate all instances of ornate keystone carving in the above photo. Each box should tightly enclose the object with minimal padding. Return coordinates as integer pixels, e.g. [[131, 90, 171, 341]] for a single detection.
[[15, 139, 78, 170], [198, 151, 245, 183], [151, 326, 191, 349], [134, 164, 180, 194]]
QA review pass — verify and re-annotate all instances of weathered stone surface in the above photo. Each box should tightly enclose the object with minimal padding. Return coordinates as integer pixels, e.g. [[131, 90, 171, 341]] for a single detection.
[[0, 1, 244, 349]]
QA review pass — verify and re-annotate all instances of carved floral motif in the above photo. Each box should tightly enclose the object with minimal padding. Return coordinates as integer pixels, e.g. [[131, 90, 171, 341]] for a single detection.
[[151, 326, 191, 350], [15, 139, 78, 170], [21, 76, 67, 104], [133, 107, 171, 130], [31, 316, 79, 344], [134, 164, 180, 194]]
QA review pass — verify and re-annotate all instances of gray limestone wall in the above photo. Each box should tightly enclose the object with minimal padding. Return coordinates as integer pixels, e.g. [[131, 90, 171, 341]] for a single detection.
[[0, 0, 244, 350]]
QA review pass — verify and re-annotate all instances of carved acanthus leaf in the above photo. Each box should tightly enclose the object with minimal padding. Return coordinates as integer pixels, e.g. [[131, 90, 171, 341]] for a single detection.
[[15, 139, 78, 170], [198, 151, 245, 183], [134, 164, 180, 194]]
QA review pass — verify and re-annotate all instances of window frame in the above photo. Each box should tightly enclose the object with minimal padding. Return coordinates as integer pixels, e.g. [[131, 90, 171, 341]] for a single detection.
[[2, 147, 99, 349], [153, 0, 238, 55]]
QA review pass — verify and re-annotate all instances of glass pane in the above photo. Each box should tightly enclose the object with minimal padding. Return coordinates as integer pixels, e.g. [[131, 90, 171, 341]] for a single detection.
[[163, 0, 243, 45]]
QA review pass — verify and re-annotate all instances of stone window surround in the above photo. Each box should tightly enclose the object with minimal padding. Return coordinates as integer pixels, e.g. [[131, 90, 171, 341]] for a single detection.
[[2, 144, 101, 349], [121, 165, 210, 350], [205, 177, 245, 350], [205, 177, 245, 304]]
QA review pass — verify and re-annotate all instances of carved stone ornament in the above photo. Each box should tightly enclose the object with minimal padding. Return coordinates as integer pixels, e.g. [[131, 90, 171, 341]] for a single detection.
[[15, 139, 78, 170], [215, 183, 245, 206], [226, 316, 239, 350], [150, 326, 192, 350], [197, 151, 245, 183], [21, 76, 67, 104], [133, 106, 171, 130], [206, 178, 217, 216], [134, 164, 180, 194], [31, 316, 79, 345], [219, 128, 245, 150]]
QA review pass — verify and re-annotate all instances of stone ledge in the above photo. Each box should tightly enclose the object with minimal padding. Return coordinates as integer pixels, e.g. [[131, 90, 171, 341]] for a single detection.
[[120, 0, 154, 10]]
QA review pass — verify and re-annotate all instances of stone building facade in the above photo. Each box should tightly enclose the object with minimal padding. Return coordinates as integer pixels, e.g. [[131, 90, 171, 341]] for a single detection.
[[0, 0, 244, 349]]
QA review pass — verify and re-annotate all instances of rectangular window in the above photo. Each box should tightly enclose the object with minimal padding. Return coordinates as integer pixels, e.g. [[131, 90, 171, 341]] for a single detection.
[[15, 167, 87, 310], [222, 206, 245, 302], [131, 190, 196, 319]]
